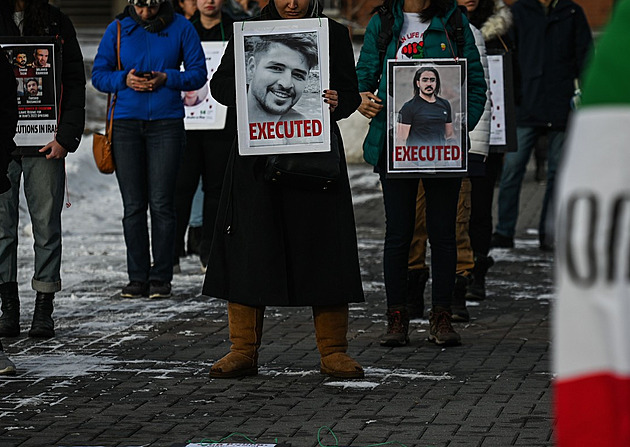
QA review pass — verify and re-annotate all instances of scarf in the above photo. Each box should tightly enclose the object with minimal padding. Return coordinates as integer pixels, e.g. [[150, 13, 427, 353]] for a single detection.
[[128, 1, 174, 33]]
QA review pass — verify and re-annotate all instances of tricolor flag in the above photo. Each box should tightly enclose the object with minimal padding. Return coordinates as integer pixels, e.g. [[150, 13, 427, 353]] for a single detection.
[[554, 1, 630, 445]]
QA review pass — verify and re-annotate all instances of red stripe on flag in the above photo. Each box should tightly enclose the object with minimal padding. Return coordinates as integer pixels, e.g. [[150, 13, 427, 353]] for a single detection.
[[555, 373, 630, 446]]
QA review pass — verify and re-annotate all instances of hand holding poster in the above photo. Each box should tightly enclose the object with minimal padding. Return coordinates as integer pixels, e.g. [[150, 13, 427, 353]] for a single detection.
[[387, 59, 468, 177], [234, 18, 331, 156]]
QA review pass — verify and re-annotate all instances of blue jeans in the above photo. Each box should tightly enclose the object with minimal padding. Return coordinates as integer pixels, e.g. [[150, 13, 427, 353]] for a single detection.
[[379, 172, 461, 309], [495, 126, 565, 240], [113, 119, 185, 283], [189, 181, 204, 227], [0, 157, 65, 293]]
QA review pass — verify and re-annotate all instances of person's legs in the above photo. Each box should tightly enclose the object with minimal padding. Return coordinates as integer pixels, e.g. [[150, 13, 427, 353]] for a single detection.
[[22, 157, 65, 293], [538, 130, 566, 249], [0, 159, 22, 336], [113, 120, 151, 287], [423, 176, 462, 346], [379, 173, 419, 346], [452, 177, 473, 321], [494, 126, 539, 242], [174, 130, 203, 265], [146, 119, 185, 287], [406, 180, 429, 319]]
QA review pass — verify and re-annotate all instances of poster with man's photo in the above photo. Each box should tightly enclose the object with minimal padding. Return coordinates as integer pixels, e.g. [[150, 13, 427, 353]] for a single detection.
[[234, 18, 331, 156], [387, 59, 468, 178], [0, 38, 59, 150], [182, 41, 228, 130]]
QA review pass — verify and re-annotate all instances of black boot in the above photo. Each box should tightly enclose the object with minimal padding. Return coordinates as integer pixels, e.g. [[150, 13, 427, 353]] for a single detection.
[[466, 255, 495, 301], [29, 292, 55, 338], [0, 282, 20, 337], [451, 274, 470, 322], [380, 305, 410, 347], [406, 268, 429, 319]]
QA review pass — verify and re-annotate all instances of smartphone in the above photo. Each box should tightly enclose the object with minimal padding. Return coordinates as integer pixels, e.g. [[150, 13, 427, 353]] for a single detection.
[[135, 71, 153, 79]]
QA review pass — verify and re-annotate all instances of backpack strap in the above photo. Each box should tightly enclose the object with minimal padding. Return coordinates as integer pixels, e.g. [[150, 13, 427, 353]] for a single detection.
[[446, 5, 467, 57], [376, 1, 395, 68]]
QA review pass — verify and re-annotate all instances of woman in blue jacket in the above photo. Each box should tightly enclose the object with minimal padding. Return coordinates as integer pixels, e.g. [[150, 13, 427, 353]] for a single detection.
[[92, 0, 206, 299], [356, 0, 486, 347]]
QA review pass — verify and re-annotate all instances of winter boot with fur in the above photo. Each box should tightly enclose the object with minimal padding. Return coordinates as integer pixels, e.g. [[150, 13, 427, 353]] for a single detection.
[[380, 305, 410, 347], [29, 292, 55, 338], [0, 282, 20, 337], [209, 302, 264, 378], [407, 268, 429, 319], [313, 304, 364, 379]]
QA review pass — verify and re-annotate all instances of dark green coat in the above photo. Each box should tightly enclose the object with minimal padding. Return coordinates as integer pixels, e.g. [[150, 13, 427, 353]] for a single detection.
[[356, 0, 487, 166]]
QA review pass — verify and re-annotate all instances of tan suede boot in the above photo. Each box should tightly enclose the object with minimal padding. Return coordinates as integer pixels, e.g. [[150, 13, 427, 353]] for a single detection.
[[209, 302, 264, 378], [313, 304, 364, 379]]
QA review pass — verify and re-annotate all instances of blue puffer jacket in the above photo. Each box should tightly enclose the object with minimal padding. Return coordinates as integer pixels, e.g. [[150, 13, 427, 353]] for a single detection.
[[356, 0, 487, 166], [92, 9, 207, 121]]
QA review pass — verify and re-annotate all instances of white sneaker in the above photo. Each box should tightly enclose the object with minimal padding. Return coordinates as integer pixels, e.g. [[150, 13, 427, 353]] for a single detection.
[[0, 351, 16, 376]]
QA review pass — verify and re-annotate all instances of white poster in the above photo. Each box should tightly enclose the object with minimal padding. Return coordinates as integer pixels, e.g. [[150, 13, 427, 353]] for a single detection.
[[488, 55, 506, 146], [1, 40, 58, 149], [387, 59, 468, 177], [234, 18, 331, 156], [183, 41, 228, 130]]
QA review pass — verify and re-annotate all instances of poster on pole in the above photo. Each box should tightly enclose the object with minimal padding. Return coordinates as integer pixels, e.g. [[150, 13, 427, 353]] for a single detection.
[[234, 18, 330, 156], [387, 59, 468, 178], [0, 38, 59, 153], [487, 50, 516, 152], [182, 41, 228, 130]]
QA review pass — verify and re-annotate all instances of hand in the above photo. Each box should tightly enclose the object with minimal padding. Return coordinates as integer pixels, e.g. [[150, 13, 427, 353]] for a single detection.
[[358, 91, 383, 119], [323, 89, 338, 112], [40, 139, 68, 159], [126, 69, 167, 92]]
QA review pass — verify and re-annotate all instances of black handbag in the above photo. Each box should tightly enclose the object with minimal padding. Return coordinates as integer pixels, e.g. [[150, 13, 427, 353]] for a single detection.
[[264, 132, 341, 191]]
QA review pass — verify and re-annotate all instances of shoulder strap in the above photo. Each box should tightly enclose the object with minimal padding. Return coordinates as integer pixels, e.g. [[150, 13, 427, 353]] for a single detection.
[[446, 6, 466, 56], [105, 20, 121, 138], [376, 1, 395, 68]]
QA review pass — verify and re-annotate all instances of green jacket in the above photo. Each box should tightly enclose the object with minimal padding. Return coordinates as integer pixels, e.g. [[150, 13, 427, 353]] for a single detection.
[[356, 0, 487, 166]]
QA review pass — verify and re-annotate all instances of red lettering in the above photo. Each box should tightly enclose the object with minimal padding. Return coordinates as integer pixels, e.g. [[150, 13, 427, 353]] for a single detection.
[[303, 120, 312, 137], [268, 122, 275, 139], [313, 120, 322, 136], [294, 120, 303, 137], [452, 145, 460, 160], [249, 123, 257, 140], [257, 122, 267, 139], [395, 146, 404, 161]]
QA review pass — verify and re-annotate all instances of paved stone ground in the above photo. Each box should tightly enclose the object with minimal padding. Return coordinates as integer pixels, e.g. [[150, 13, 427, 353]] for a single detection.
[[0, 162, 553, 447]]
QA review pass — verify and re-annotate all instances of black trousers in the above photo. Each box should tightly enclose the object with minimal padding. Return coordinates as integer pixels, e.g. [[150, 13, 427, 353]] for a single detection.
[[469, 152, 503, 257]]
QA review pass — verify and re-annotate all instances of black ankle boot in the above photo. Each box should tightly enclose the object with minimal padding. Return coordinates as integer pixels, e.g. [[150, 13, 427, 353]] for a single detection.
[[0, 282, 20, 337], [29, 292, 55, 338], [466, 255, 495, 301]]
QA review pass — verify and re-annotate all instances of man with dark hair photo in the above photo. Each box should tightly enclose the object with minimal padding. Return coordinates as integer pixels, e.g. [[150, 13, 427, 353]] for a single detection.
[[245, 32, 318, 122], [396, 66, 454, 149], [24, 77, 38, 96], [13, 50, 26, 68]]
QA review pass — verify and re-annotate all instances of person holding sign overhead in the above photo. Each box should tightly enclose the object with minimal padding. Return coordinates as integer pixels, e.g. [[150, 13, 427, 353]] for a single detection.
[[204, 0, 364, 379]]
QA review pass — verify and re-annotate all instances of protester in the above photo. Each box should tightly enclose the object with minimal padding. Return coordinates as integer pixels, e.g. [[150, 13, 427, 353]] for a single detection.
[[92, 0, 206, 299], [406, 8, 491, 324], [554, 1, 630, 444], [222, 0, 261, 21], [356, 0, 486, 347], [204, 0, 364, 379], [174, 0, 234, 272], [174, 0, 198, 18], [464, 0, 513, 301], [0, 0, 86, 339], [490, 0, 592, 251]]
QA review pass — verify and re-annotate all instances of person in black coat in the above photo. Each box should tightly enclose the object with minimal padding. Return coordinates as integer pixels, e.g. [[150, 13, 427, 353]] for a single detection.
[[491, 0, 592, 251], [0, 0, 86, 339], [204, 0, 364, 379]]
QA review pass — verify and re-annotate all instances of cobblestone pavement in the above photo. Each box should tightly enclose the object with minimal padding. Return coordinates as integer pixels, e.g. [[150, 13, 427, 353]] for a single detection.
[[0, 162, 553, 447]]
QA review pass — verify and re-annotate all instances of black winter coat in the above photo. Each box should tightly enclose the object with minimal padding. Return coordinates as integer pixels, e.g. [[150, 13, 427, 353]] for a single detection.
[[509, 0, 591, 129], [0, 1, 85, 153], [0, 49, 17, 193], [203, 5, 364, 307]]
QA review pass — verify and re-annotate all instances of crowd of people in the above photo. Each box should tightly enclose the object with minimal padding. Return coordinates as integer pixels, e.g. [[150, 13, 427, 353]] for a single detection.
[[0, 0, 593, 378]]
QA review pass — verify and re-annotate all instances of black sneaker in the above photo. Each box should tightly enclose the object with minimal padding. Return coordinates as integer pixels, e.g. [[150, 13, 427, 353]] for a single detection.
[[490, 232, 514, 249], [149, 281, 171, 299], [121, 281, 148, 298]]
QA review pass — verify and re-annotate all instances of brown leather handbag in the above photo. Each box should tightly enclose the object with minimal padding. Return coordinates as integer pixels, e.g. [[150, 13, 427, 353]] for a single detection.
[[93, 20, 121, 174]]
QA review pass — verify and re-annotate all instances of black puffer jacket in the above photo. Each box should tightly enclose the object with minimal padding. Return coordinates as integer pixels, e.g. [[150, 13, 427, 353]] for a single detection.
[[509, 0, 592, 129], [0, 48, 17, 193], [0, 0, 85, 153]]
